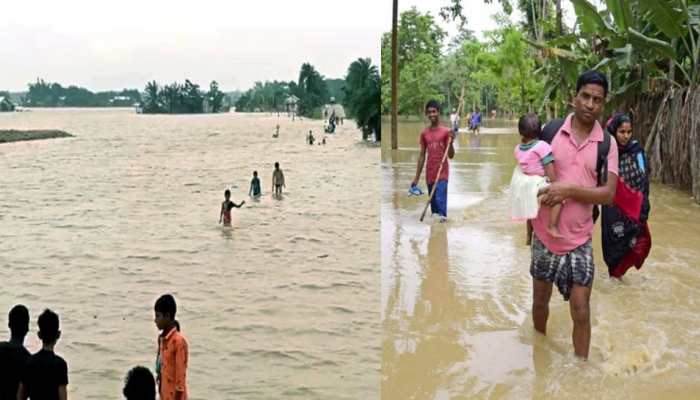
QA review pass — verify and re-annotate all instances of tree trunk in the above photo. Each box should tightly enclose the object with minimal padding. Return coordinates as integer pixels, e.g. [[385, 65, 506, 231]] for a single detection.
[[391, 0, 399, 150], [556, 0, 563, 36]]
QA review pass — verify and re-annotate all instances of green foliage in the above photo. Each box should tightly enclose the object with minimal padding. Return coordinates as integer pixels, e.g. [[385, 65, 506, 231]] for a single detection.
[[343, 58, 381, 140], [141, 79, 227, 114], [234, 80, 291, 112], [325, 79, 346, 104], [296, 63, 329, 117], [25, 79, 141, 107]]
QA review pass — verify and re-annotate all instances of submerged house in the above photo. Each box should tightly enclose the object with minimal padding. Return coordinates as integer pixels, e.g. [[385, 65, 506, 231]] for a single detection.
[[0, 96, 16, 112]]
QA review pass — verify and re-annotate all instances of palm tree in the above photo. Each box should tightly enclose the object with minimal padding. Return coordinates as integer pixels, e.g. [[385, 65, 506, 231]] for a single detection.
[[144, 81, 160, 113], [345, 58, 381, 140], [297, 63, 328, 117]]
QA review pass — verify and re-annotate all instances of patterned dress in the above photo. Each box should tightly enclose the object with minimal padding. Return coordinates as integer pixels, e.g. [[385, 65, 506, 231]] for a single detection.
[[601, 139, 652, 277]]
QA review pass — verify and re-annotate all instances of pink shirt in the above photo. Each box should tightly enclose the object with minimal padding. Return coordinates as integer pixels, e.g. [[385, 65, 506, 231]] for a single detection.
[[532, 114, 618, 254], [420, 125, 451, 184], [514, 140, 552, 176]]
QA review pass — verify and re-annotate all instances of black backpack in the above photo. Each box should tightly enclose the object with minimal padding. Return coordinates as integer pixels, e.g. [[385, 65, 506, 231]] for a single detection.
[[540, 118, 611, 222]]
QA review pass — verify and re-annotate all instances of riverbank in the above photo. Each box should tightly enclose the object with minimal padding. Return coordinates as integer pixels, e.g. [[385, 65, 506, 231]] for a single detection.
[[0, 129, 73, 143]]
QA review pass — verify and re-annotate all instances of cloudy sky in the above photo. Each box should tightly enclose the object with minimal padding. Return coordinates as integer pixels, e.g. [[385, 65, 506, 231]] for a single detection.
[[1, 0, 388, 92], [1, 1, 578, 93]]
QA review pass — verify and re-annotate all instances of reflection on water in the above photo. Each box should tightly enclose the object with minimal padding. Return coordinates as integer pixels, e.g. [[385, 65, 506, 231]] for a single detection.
[[0, 109, 379, 399], [381, 120, 700, 399]]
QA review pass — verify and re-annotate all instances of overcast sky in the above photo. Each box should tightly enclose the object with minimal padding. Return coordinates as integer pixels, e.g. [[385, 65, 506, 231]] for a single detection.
[[1, 1, 578, 93], [1, 0, 387, 92]]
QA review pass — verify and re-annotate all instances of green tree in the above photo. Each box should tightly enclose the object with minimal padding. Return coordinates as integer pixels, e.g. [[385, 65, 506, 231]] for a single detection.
[[144, 81, 161, 113], [344, 58, 381, 140], [208, 80, 225, 113], [296, 63, 328, 117]]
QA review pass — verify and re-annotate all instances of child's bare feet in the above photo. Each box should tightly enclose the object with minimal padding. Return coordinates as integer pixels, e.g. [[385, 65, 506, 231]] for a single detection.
[[547, 225, 564, 239]]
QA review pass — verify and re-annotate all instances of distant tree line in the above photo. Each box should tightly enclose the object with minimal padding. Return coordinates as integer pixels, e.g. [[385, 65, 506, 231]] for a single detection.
[[235, 59, 380, 140], [24, 79, 141, 107], [141, 80, 228, 114], [0, 91, 15, 111], [234, 63, 335, 118]]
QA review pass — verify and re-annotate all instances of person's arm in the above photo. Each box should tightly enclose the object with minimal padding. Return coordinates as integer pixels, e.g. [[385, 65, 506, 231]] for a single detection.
[[543, 162, 556, 183], [541, 170, 617, 206], [173, 340, 188, 400], [271, 174, 276, 192], [542, 137, 618, 206], [58, 385, 67, 400], [249, 182, 253, 196], [412, 146, 427, 186], [447, 132, 455, 159], [16, 382, 28, 400], [234, 201, 245, 208], [219, 203, 224, 224]]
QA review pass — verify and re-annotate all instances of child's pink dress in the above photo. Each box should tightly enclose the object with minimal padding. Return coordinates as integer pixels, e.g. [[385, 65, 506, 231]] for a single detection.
[[509, 140, 554, 220]]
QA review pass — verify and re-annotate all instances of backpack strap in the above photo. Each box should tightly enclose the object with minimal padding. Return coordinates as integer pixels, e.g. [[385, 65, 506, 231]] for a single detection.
[[596, 130, 611, 187], [592, 129, 611, 223], [540, 118, 565, 144]]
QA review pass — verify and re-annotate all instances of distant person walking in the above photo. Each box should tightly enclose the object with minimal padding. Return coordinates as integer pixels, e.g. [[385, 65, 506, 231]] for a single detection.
[[0, 305, 30, 400], [531, 70, 618, 360], [17, 309, 69, 400], [154, 295, 188, 400], [450, 108, 460, 134], [470, 107, 482, 135], [272, 162, 286, 198]]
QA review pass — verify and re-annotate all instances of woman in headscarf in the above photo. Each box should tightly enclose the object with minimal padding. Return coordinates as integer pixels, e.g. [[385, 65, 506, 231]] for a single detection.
[[601, 113, 652, 278]]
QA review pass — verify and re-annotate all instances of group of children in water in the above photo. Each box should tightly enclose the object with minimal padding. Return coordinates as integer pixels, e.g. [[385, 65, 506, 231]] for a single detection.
[[219, 162, 286, 226], [0, 294, 187, 400], [220, 122, 334, 226]]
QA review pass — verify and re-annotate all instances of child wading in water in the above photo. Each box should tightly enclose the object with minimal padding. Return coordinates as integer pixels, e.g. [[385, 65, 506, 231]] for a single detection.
[[154, 294, 188, 400], [249, 171, 261, 198], [272, 162, 285, 198], [219, 189, 244, 226], [509, 113, 562, 243], [411, 99, 455, 222]]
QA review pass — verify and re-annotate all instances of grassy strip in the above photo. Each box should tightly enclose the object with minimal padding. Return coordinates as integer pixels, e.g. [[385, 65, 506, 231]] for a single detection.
[[0, 129, 74, 144]]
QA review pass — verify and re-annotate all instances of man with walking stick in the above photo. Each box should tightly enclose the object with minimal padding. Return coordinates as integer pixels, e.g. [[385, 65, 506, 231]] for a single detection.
[[411, 100, 455, 222]]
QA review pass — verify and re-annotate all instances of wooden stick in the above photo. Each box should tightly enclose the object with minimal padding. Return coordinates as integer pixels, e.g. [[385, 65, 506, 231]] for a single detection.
[[420, 137, 452, 222]]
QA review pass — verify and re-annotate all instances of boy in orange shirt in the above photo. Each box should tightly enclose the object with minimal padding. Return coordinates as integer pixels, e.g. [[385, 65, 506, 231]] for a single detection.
[[154, 294, 188, 400]]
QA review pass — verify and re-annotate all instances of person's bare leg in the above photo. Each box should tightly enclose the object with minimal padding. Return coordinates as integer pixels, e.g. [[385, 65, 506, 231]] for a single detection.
[[547, 203, 564, 239], [526, 220, 533, 246], [532, 278, 553, 335], [569, 284, 592, 359]]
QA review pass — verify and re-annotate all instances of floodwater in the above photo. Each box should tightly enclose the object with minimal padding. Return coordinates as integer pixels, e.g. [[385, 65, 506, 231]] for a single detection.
[[0, 109, 379, 399], [381, 119, 700, 399]]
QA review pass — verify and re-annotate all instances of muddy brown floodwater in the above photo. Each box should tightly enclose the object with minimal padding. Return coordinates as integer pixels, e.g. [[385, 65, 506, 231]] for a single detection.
[[381, 119, 700, 399], [1, 108, 379, 399]]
